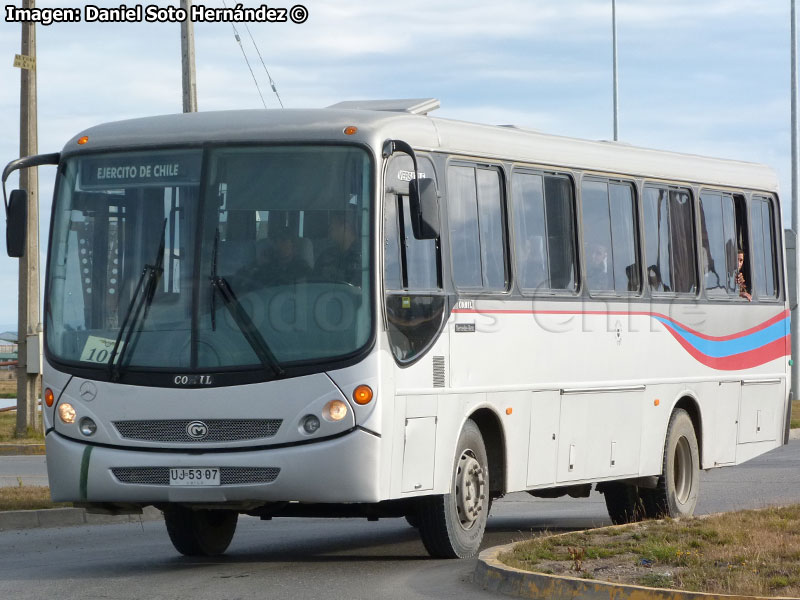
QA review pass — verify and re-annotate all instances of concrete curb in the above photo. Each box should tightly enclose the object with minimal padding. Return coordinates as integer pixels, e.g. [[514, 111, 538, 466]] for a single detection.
[[0, 506, 162, 532], [789, 429, 800, 441], [473, 540, 790, 600], [0, 444, 45, 456]]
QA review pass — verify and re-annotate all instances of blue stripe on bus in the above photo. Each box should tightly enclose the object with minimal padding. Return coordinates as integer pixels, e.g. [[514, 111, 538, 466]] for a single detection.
[[652, 316, 789, 358]]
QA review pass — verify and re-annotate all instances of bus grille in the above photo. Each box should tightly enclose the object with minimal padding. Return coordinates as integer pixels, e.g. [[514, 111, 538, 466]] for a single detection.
[[111, 466, 281, 485], [112, 419, 282, 443]]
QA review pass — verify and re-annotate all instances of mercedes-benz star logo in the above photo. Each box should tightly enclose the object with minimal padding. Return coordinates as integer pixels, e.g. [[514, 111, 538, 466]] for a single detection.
[[79, 381, 97, 402], [186, 421, 209, 440]]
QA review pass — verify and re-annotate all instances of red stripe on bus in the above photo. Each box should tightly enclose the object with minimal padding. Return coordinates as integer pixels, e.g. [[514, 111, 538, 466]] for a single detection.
[[451, 308, 788, 342]]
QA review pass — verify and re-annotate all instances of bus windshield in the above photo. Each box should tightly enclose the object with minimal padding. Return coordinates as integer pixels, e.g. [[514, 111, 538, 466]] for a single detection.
[[46, 145, 373, 377]]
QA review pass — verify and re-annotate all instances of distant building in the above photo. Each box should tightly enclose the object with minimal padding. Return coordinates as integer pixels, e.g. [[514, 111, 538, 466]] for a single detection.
[[0, 342, 17, 370]]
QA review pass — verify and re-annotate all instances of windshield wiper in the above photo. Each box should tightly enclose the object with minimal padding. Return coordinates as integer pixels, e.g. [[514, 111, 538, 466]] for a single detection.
[[107, 219, 167, 381], [210, 274, 285, 377], [209, 226, 284, 377]]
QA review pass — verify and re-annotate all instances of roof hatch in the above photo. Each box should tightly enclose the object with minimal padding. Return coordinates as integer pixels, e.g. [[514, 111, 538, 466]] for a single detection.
[[326, 98, 440, 115]]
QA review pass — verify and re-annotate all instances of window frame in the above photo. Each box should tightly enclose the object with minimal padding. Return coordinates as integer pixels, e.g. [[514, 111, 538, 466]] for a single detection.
[[509, 165, 581, 297], [641, 182, 699, 298], [579, 174, 642, 298], [749, 193, 782, 303], [445, 159, 511, 295]]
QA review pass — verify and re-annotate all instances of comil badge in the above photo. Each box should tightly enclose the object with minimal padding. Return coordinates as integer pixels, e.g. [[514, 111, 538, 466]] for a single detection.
[[186, 421, 209, 440]]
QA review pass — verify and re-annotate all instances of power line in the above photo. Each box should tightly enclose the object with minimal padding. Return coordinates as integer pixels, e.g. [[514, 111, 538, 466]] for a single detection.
[[242, 21, 284, 108], [222, 0, 267, 108]]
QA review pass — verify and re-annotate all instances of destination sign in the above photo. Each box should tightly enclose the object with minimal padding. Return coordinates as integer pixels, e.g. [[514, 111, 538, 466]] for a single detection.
[[80, 153, 202, 189]]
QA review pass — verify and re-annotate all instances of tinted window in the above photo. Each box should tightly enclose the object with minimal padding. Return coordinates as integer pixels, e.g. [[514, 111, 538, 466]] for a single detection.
[[581, 180, 614, 291], [643, 186, 696, 294], [581, 179, 638, 293], [700, 192, 737, 295], [512, 172, 577, 292], [609, 183, 639, 292], [447, 165, 507, 291], [511, 173, 547, 290], [447, 166, 482, 288], [751, 197, 778, 298], [476, 169, 507, 290]]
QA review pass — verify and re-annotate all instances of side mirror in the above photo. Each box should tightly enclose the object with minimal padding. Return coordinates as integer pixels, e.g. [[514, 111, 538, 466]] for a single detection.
[[409, 178, 439, 240], [6, 189, 27, 258]]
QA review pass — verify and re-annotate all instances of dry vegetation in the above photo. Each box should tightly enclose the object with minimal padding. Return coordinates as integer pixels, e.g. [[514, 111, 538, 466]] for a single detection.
[[0, 410, 44, 443], [502, 506, 800, 598], [0, 371, 15, 398], [0, 484, 68, 511], [792, 399, 800, 429]]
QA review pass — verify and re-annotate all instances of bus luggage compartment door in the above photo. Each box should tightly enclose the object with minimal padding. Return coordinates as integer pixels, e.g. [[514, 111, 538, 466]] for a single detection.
[[739, 379, 783, 444]]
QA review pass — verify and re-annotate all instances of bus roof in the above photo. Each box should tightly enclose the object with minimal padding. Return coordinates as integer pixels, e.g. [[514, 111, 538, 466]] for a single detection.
[[64, 102, 779, 193]]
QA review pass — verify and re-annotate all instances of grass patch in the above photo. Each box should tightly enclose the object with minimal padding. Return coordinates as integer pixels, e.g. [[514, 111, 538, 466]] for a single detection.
[[792, 399, 800, 429], [501, 505, 800, 597], [0, 376, 16, 398], [0, 410, 44, 443], [0, 485, 69, 511]]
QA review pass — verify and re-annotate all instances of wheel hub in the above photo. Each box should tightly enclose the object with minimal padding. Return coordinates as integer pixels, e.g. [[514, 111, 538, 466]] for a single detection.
[[454, 450, 486, 529]]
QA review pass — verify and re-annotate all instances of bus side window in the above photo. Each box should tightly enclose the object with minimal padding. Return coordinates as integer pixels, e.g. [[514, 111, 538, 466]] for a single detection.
[[580, 178, 639, 294], [512, 172, 578, 293], [700, 191, 745, 297], [643, 185, 697, 294], [446, 164, 508, 292], [750, 196, 779, 299]]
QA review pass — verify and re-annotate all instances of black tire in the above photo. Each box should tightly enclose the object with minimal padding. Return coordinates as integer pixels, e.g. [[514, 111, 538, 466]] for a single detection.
[[417, 420, 489, 559], [405, 513, 420, 528], [164, 506, 238, 556], [601, 482, 646, 524], [647, 409, 700, 518]]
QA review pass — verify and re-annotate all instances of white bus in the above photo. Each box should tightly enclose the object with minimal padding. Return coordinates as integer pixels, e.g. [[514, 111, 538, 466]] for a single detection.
[[2, 99, 791, 558]]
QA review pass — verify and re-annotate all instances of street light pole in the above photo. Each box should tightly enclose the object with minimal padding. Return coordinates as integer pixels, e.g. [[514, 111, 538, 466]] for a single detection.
[[612, 0, 619, 141], [791, 0, 799, 405]]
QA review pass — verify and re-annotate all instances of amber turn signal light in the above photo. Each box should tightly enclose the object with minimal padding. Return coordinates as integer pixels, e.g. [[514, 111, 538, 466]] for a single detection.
[[343, 126, 358, 136], [77, 136, 89, 145], [352, 385, 373, 405], [45, 388, 54, 407]]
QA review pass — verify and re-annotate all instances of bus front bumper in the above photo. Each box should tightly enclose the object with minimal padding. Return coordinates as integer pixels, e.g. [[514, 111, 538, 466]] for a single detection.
[[45, 429, 382, 505]]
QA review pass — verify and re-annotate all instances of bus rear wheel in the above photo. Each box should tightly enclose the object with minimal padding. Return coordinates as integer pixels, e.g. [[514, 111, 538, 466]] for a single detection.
[[648, 408, 700, 518], [164, 506, 238, 556], [417, 419, 489, 559]]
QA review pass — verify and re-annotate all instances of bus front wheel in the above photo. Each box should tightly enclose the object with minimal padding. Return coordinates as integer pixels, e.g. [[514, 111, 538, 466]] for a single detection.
[[647, 408, 700, 518], [417, 419, 489, 559], [164, 506, 238, 556]]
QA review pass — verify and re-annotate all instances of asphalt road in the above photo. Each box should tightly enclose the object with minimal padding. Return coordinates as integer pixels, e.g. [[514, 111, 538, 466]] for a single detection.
[[0, 440, 798, 600]]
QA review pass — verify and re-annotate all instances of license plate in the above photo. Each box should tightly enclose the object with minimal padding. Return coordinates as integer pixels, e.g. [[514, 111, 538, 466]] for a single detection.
[[169, 468, 220, 486]]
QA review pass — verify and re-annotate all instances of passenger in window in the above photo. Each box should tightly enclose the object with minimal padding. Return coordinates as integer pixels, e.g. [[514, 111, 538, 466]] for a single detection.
[[315, 212, 361, 285], [647, 265, 670, 292], [587, 242, 612, 290], [736, 250, 752, 301]]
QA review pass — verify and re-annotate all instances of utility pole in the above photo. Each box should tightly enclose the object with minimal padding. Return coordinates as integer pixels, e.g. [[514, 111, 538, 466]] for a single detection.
[[181, 0, 198, 112], [612, 0, 619, 141], [791, 0, 799, 406], [16, 0, 41, 435]]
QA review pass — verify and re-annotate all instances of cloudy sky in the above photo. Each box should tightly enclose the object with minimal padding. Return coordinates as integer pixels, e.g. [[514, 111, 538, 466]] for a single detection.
[[0, 0, 794, 329]]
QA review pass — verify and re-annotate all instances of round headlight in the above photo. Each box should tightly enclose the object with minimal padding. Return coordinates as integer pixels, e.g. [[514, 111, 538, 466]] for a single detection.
[[58, 403, 76, 424], [324, 400, 348, 422], [301, 414, 320, 434], [79, 417, 97, 436]]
